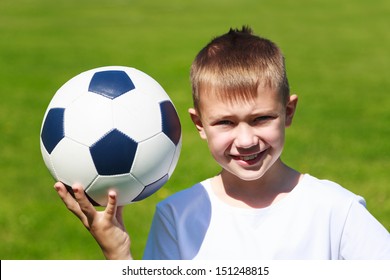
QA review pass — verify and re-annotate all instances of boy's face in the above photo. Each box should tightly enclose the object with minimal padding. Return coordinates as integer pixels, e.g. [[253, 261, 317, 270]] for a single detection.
[[189, 86, 298, 181]]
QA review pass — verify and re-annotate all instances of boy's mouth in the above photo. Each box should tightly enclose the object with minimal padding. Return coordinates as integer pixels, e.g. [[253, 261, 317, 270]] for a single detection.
[[231, 150, 265, 163], [239, 154, 259, 161]]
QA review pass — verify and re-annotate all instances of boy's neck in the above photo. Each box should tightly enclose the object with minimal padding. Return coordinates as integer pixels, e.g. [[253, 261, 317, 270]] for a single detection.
[[212, 160, 302, 209]]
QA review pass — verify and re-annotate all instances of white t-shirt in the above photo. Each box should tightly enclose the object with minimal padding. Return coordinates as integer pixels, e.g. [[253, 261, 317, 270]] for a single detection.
[[143, 174, 390, 259]]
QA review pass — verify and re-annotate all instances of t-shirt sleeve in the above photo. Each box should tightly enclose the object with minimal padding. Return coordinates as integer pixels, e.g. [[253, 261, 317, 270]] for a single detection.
[[340, 196, 390, 259], [142, 182, 212, 260], [142, 204, 180, 260]]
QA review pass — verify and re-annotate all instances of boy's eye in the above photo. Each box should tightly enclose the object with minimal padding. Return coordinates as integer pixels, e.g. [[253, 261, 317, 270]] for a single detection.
[[216, 120, 233, 126], [211, 115, 276, 127], [253, 116, 275, 123], [253, 116, 276, 125]]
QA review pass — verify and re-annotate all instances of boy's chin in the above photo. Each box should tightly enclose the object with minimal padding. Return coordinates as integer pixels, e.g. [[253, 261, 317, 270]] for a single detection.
[[223, 168, 267, 182], [238, 173, 266, 182]]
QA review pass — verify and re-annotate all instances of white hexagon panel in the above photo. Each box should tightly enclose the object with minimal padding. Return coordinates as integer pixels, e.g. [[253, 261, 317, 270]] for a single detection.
[[65, 93, 113, 146]]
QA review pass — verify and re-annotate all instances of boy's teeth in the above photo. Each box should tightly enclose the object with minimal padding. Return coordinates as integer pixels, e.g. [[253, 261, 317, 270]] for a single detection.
[[241, 154, 258, 161]]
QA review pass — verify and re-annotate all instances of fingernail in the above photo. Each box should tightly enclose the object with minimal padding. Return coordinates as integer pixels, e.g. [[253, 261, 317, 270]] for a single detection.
[[108, 190, 116, 197]]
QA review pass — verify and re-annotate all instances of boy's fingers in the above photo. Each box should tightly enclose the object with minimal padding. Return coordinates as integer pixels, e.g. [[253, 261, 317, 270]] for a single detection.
[[105, 190, 118, 219], [54, 182, 91, 226], [72, 184, 96, 221], [54, 182, 81, 212]]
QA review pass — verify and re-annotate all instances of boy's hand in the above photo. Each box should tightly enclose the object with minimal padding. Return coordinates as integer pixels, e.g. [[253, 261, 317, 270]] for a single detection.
[[54, 182, 132, 260]]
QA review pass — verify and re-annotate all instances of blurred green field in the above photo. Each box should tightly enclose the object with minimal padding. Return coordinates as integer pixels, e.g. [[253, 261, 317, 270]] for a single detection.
[[0, 0, 389, 259]]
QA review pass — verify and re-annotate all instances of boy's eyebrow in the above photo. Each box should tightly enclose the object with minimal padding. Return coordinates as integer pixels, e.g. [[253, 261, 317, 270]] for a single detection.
[[207, 109, 280, 120]]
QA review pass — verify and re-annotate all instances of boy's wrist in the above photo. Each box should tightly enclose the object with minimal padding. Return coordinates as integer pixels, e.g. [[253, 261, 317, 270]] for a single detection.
[[103, 248, 133, 260]]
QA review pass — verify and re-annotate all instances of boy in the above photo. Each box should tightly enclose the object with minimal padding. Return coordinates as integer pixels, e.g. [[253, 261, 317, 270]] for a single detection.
[[54, 26, 390, 259]]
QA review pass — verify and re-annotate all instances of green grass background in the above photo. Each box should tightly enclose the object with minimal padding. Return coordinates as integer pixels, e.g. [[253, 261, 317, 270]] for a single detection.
[[0, 0, 389, 259]]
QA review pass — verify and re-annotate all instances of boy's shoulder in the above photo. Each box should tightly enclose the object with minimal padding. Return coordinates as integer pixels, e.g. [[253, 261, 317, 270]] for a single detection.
[[301, 174, 356, 194], [156, 179, 212, 215], [296, 174, 365, 207]]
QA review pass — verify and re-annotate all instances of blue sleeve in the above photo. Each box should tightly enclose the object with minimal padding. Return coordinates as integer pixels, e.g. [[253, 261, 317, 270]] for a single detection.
[[143, 204, 181, 260], [142, 183, 212, 260]]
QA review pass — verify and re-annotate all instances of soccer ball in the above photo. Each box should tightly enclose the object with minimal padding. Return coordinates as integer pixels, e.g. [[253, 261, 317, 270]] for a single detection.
[[40, 66, 182, 206]]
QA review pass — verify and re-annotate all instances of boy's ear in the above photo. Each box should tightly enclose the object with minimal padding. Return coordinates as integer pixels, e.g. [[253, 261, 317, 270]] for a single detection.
[[285, 94, 298, 127], [188, 108, 207, 140]]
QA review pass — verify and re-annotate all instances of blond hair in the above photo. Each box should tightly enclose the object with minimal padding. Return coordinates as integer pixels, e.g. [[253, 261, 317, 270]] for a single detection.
[[190, 26, 290, 114]]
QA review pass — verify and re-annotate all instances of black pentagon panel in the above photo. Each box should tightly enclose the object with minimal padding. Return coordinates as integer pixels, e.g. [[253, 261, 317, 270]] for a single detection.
[[41, 108, 65, 154], [132, 174, 168, 202], [88, 70, 135, 99], [90, 129, 137, 175], [160, 101, 181, 145]]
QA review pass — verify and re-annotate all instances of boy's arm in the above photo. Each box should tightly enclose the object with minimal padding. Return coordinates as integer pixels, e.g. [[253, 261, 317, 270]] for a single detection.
[[54, 182, 132, 260]]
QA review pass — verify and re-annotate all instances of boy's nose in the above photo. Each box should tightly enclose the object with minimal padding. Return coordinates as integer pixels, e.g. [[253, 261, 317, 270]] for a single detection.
[[234, 123, 258, 149]]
